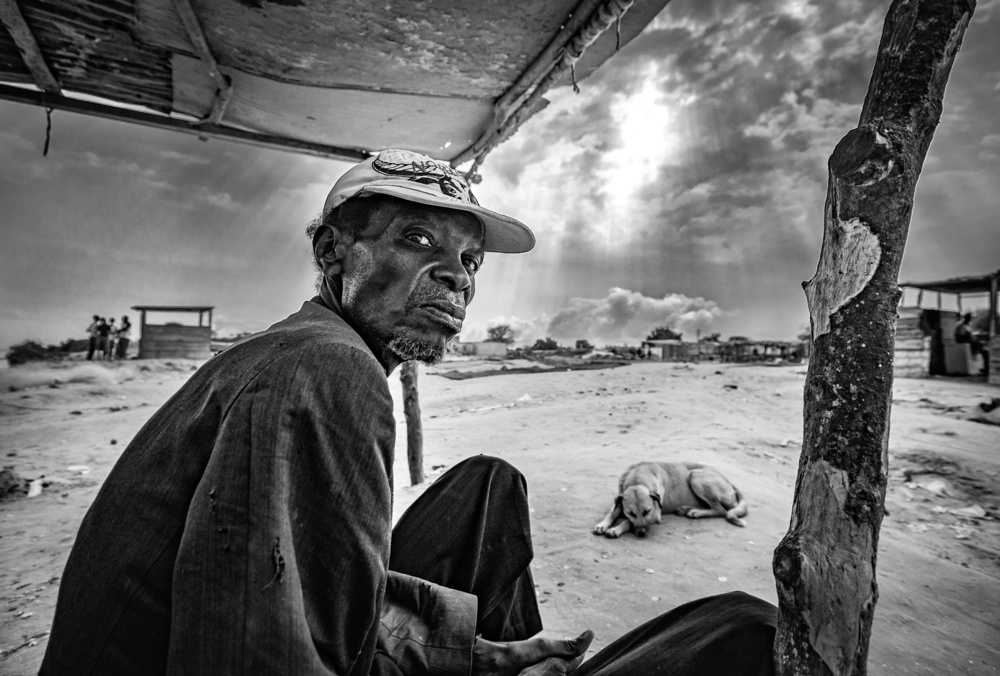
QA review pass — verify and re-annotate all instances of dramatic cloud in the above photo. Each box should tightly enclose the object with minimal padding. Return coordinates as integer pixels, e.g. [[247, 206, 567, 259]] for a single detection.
[[545, 287, 726, 344]]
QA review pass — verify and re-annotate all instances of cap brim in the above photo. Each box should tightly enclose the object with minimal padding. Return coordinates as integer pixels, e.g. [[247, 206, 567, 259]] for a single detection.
[[360, 182, 535, 254]]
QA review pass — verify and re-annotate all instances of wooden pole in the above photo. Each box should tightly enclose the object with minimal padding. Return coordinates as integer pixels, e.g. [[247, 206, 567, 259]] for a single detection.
[[772, 1, 975, 674], [399, 360, 424, 485]]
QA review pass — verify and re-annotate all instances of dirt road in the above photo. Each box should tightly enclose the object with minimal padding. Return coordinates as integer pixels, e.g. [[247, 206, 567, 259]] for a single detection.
[[2, 358, 998, 674]]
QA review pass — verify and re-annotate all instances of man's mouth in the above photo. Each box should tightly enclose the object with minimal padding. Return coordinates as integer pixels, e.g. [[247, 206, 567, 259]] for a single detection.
[[418, 300, 465, 331]]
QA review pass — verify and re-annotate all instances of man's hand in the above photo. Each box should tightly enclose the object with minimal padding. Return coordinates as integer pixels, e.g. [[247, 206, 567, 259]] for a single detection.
[[473, 630, 594, 676]]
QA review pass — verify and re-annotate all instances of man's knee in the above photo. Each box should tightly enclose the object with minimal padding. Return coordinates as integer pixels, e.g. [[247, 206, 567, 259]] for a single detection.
[[451, 455, 525, 487]]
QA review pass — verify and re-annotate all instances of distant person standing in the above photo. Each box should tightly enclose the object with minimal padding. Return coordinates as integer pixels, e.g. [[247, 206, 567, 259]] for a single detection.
[[115, 316, 132, 360], [105, 318, 117, 359], [954, 313, 982, 356], [95, 318, 111, 361], [86, 315, 100, 361]]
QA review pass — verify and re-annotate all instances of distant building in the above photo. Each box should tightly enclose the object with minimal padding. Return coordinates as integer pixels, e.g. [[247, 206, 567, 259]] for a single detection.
[[896, 270, 998, 383], [131, 305, 214, 360], [448, 340, 508, 358]]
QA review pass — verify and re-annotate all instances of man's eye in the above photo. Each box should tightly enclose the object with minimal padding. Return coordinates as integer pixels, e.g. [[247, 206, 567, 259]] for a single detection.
[[406, 233, 433, 246]]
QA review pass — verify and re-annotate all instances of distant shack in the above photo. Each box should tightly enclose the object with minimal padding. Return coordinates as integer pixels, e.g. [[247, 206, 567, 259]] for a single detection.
[[131, 305, 214, 360], [896, 270, 998, 383]]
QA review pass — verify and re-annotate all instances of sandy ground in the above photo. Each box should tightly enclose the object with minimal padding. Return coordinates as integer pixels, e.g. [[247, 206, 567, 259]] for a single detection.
[[1, 357, 998, 675]]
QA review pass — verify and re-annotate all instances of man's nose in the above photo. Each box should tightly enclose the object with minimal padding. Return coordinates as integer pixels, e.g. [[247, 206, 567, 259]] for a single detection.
[[432, 256, 472, 293]]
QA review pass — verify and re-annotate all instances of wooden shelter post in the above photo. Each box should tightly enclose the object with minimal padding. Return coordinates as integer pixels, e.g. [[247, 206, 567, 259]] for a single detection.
[[990, 274, 998, 340], [400, 361, 424, 485], [772, 1, 975, 674]]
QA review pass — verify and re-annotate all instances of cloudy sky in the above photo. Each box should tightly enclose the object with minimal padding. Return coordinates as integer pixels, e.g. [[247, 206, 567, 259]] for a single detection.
[[2, 0, 998, 351]]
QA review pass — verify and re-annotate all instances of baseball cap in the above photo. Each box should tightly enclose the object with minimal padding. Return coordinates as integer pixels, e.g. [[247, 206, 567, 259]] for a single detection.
[[323, 149, 535, 254]]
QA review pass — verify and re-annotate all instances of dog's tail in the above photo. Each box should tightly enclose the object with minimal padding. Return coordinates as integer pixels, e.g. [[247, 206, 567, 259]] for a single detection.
[[726, 487, 749, 527]]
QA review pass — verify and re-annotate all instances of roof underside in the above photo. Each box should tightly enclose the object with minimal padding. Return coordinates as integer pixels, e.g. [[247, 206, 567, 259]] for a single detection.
[[900, 269, 1000, 295], [0, 0, 669, 166], [132, 305, 214, 312]]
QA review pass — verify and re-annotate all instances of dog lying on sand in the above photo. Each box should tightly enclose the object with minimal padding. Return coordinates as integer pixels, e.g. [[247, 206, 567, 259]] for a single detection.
[[593, 462, 748, 538]]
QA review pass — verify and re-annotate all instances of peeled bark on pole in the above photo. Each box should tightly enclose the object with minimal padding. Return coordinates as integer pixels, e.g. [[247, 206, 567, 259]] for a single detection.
[[400, 360, 424, 485], [772, 1, 975, 674]]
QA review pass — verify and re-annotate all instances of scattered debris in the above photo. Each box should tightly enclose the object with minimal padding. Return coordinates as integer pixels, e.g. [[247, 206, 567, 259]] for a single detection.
[[27, 479, 43, 498], [979, 398, 1000, 413], [951, 505, 987, 519], [723, 384, 738, 390], [1, 467, 30, 500]]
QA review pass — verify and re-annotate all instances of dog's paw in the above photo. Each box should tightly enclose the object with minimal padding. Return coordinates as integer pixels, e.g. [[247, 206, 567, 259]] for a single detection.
[[605, 529, 621, 538], [592, 523, 608, 535], [675, 506, 693, 517], [728, 517, 747, 527]]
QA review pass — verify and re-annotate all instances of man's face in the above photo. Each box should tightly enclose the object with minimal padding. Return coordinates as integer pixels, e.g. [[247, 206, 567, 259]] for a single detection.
[[339, 200, 484, 365]]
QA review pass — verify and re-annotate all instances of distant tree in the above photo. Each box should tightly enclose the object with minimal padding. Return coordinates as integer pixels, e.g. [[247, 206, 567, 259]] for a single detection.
[[485, 324, 515, 344], [575, 339, 593, 350], [728, 335, 750, 343], [646, 325, 682, 341], [699, 332, 721, 343], [532, 337, 559, 350]]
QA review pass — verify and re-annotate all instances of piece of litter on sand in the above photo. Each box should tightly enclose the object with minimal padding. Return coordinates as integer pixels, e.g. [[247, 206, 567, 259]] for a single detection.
[[922, 480, 949, 496], [718, 577, 728, 582], [650, 596, 660, 601], [66, 465, 91, 473], [516, 394, 532, 403], [931, 506, 948, 514], [27, 479, 43, 498], [952, 526, 974, 540], [645, 568, 655, 574], [951, 505, 987, 519]]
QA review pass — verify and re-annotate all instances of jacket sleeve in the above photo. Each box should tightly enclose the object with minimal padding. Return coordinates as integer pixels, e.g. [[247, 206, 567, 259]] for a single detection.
[[379, 571, 478, 676], [166, 342, 397, 676]]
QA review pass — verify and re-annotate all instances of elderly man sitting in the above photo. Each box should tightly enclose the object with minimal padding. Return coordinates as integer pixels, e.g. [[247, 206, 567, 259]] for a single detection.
[[41, 149, 776, 676]]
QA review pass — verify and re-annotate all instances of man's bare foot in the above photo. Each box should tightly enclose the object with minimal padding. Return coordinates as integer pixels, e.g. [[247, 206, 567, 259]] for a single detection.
[[473, 630, 594, 676]]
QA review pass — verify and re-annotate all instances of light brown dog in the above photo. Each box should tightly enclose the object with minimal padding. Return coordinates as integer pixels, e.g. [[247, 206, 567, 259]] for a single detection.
[[592, 461, 748, 538]]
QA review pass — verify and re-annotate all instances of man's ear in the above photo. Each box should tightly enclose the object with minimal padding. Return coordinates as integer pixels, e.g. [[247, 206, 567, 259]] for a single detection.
[[313, 224, 349, 278]]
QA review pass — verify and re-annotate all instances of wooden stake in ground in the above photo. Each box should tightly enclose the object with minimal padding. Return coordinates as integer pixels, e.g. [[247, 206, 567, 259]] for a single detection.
[[400, 360, 424, 485], [772, 1, 975, 674]]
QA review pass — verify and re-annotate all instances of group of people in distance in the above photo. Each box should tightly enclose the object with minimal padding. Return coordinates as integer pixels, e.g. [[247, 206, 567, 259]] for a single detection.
[[86, 314, 132, 361]]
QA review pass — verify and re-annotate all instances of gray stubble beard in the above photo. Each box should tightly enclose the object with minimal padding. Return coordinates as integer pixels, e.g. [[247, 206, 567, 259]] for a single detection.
[[386, 329, 446, 365]]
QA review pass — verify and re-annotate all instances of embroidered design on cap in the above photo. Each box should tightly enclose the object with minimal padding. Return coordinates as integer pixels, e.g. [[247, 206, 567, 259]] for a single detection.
[[371, 149, 480, 205]]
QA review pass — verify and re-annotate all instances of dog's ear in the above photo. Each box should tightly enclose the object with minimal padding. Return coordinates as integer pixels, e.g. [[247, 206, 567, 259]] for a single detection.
[[614, 495, 623, 508], [651, 492, 662, 508]]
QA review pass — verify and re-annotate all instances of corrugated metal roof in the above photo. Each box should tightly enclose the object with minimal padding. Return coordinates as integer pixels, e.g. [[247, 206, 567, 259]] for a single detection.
[[900, 269, 1000, 295], [0, 0, 669, 167]]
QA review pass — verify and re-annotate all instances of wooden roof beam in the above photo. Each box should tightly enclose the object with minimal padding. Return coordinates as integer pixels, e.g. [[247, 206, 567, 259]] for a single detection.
[[0, 84, 369, 163], [453, 0, 635, 174], [170, 0, 233, 125], [0, 0, 61, 95]]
